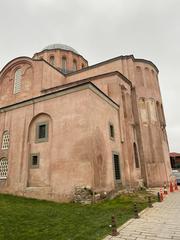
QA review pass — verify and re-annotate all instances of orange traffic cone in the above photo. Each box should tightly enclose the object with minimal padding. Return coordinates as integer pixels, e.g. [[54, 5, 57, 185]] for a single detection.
[[174, 180, 178, 191], [160, 188, 163, 201], [163, 182, 168, 195], [170, 181, 174, 192]]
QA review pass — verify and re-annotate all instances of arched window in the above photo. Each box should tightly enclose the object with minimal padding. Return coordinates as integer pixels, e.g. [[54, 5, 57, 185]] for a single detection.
[[0, 158, 8, 179], [62, 57, 67, 72], [49, 56, 55, 66], [14, 69, 22, 94], [1, 131, 10, 150], [82, 63, 85, 69], [133, 142, 140, 168], [73, 60, 77, 71]]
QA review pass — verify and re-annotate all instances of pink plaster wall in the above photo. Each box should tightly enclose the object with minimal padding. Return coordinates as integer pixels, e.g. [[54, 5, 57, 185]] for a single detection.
[[0, 49, 171, 201], [0, 86, 122, 201]]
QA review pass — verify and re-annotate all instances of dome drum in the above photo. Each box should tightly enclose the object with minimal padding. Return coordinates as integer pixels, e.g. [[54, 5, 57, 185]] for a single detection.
[[33, 43, 88, 74]]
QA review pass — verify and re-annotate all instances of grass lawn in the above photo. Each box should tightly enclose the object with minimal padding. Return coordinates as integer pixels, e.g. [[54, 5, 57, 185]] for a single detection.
[[0, 191, 156, 240]]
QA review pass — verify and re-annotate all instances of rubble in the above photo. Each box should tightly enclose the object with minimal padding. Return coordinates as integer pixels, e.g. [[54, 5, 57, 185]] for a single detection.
[[73, 186, 108, 204]]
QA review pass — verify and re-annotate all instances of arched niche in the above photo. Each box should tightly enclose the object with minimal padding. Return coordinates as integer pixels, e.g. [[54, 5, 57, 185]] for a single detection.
[[28, 113, 52, 143], [135, 66, 144, 86], [139, 98, 148, 124], [145, 67, 152, 89], [27, 113, 52, 187]]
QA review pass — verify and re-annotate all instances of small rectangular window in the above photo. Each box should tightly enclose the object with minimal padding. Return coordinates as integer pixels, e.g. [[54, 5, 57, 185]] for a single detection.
[[0, 158, 8, 179], [109, 123, 115, 140], [36, 122, 48, 143], [39, 124, 46, 139], [30, 153, 40, 168], [113, 154, 121, 181], [32, 156, 38, 165]]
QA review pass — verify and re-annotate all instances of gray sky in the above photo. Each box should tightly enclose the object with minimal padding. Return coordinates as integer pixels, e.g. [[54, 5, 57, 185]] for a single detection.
[[0, 0, 179, 152]]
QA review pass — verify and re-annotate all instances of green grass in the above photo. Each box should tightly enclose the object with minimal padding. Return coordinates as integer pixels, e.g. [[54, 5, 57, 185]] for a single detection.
[[0, 191, 156, 240]]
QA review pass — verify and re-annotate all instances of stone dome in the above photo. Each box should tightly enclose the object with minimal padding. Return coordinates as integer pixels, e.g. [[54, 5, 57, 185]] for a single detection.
[[42, 44, 79, 55]]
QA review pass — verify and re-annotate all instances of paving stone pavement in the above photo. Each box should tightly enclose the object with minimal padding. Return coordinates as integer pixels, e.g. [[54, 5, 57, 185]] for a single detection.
[[104, 191, 180, 240]]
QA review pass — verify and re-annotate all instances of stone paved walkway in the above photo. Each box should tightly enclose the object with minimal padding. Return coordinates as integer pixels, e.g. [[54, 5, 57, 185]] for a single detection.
[[104, 191, 180, 240]]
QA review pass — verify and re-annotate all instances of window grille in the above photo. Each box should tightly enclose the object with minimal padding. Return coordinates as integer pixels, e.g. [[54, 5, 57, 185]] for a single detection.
[[1, 131, 10, 150], [32, 155, 38, 166], [14, 69, 22, 94], [113, 154, 121, 180], [0, 158, 8, 179]]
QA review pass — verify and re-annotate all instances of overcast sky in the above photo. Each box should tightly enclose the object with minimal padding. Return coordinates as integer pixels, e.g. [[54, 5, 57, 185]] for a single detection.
[[0, 0, 179, 152]]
